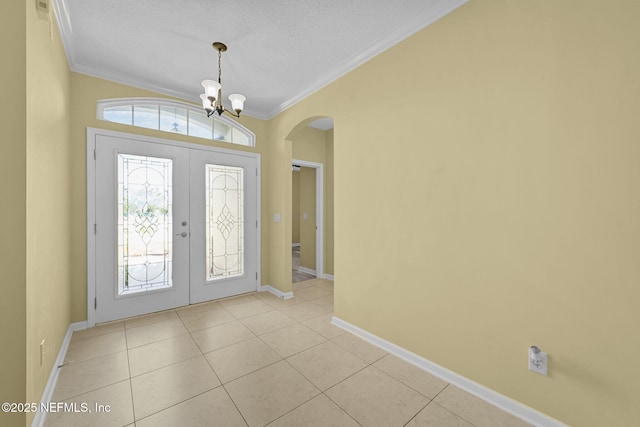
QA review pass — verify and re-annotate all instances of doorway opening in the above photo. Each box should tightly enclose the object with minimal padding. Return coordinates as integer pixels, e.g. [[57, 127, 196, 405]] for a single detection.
[[291, 159, 324, 283], [292, 161, 323, 283]]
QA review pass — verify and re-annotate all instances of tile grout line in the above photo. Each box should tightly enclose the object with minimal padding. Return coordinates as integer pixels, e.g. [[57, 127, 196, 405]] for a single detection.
[[321, 389, 365, 427], [401, 400, 433, 427], [258, 372, 322, 426], [124, 316, 138, 424], [370, 359, 447, 402], [178, 305, 227, 388], [133, 386, 225, 425], [426, 385, 483, 427], [52, 376, 131, 405], [220, 383, 250, 427]]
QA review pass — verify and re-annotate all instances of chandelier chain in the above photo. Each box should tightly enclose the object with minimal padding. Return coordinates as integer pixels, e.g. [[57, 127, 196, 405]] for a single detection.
[[218, 48, 222, 83]]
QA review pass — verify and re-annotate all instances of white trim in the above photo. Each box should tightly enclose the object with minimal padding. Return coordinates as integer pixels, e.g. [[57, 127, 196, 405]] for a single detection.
[[292, 243, 301, 248], [86, 130, 96, 327], [88, 127, 261, 159], [292, 159, 324, 280], [51, 0, 76, 70], [256, 164, 262, 297], [87, 127, 261, 327], [322, 273, 335, 281], [330, 317, 568, 427], [260, 285, 294, 300], [31, 321, 88, 427], [298, 266, 316, 276]]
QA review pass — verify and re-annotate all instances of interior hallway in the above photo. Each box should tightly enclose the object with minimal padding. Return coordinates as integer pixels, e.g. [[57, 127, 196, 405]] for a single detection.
[[45, 279, 529, 427], [292, 246, 316, 283]]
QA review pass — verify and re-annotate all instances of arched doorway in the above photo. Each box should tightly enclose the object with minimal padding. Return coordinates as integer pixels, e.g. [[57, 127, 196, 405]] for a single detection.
[[286, 116, 334, 286]]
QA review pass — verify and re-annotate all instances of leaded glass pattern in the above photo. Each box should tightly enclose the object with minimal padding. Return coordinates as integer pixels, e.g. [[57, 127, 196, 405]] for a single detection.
[[117, 154, 173, 295], [206, 164, 244, 280]]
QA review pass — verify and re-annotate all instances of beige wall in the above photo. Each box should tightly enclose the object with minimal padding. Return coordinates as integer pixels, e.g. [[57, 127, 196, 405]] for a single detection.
[[25, 5, 73, 425], [69, 73, 269, 321], [0, 3, 72, 426], [0, 1, 27, 426], [292, 127, 326, 163], [264, 1, 640, 425], [299, 167, 316, 270]]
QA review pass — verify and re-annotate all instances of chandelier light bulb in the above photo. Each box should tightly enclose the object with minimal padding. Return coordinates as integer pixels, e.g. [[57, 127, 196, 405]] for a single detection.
[[228, 94, 246, 113], [200, 93, 213, 113], [201, 80, 220, 101]]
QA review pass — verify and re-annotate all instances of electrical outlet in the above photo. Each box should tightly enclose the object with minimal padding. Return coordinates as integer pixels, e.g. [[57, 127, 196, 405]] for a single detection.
[[529, 346, 547, 376], [40, 339, 46, 365]]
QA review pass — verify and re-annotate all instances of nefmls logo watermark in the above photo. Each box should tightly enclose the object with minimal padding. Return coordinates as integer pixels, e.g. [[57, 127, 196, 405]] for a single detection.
[[43, 402, 90, 413]]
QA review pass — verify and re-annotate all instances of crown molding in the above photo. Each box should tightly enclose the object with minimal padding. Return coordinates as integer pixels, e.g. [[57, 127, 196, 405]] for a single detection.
[[266, 0, 469, 118], [51, 0, 467, 122], [51, 0, 76, 66]]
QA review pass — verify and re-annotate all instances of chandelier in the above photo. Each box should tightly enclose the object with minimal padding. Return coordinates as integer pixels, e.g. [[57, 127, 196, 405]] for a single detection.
[[200, 42, 246, 118]]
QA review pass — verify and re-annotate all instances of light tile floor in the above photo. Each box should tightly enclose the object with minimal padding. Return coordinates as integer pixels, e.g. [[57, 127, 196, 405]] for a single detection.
[[45, 279, 531, 427]]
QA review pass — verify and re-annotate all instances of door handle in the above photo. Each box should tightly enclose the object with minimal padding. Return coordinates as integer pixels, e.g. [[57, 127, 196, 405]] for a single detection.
[[176, 232, 188, 238]]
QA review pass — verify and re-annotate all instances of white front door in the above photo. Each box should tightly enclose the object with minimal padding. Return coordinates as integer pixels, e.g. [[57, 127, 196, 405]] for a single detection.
[[92, 131, 259, 323]]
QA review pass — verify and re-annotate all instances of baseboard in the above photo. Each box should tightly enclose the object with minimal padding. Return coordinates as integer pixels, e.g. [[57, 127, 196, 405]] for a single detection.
[[330, 317, 568, 427], [32, 321, 88, 427], [260, 285, 294, 300], [292, 243, 301, 247], [297, 266, 316, 276], [322, 273, 335, 280]]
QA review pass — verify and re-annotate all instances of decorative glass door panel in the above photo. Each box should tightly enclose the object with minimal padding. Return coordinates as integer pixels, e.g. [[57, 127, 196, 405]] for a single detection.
[[117, 154, 173, 295], [190, 150, 258, 304], [206, 164, 244, 280]]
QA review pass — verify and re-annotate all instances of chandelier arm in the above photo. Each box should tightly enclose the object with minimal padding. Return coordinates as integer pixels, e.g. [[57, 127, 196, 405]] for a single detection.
[[215, 106, 241, 118], [224, 109, 241, 118]]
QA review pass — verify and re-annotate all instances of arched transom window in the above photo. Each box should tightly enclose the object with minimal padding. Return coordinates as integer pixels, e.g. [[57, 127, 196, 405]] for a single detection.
[[97, 98, 255, 147]]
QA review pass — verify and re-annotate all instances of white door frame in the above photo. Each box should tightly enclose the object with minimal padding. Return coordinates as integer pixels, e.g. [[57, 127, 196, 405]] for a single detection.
[[87, 127, 261, 327], [292, 159, 324, 279]]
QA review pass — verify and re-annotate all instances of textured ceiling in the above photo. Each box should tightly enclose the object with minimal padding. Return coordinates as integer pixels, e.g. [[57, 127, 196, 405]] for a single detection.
[[53, 0, 467, 119]]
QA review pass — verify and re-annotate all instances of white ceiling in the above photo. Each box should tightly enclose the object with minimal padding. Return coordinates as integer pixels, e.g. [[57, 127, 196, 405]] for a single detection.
[[53, 0, 467, 119], [307, 118, 334, 131]]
